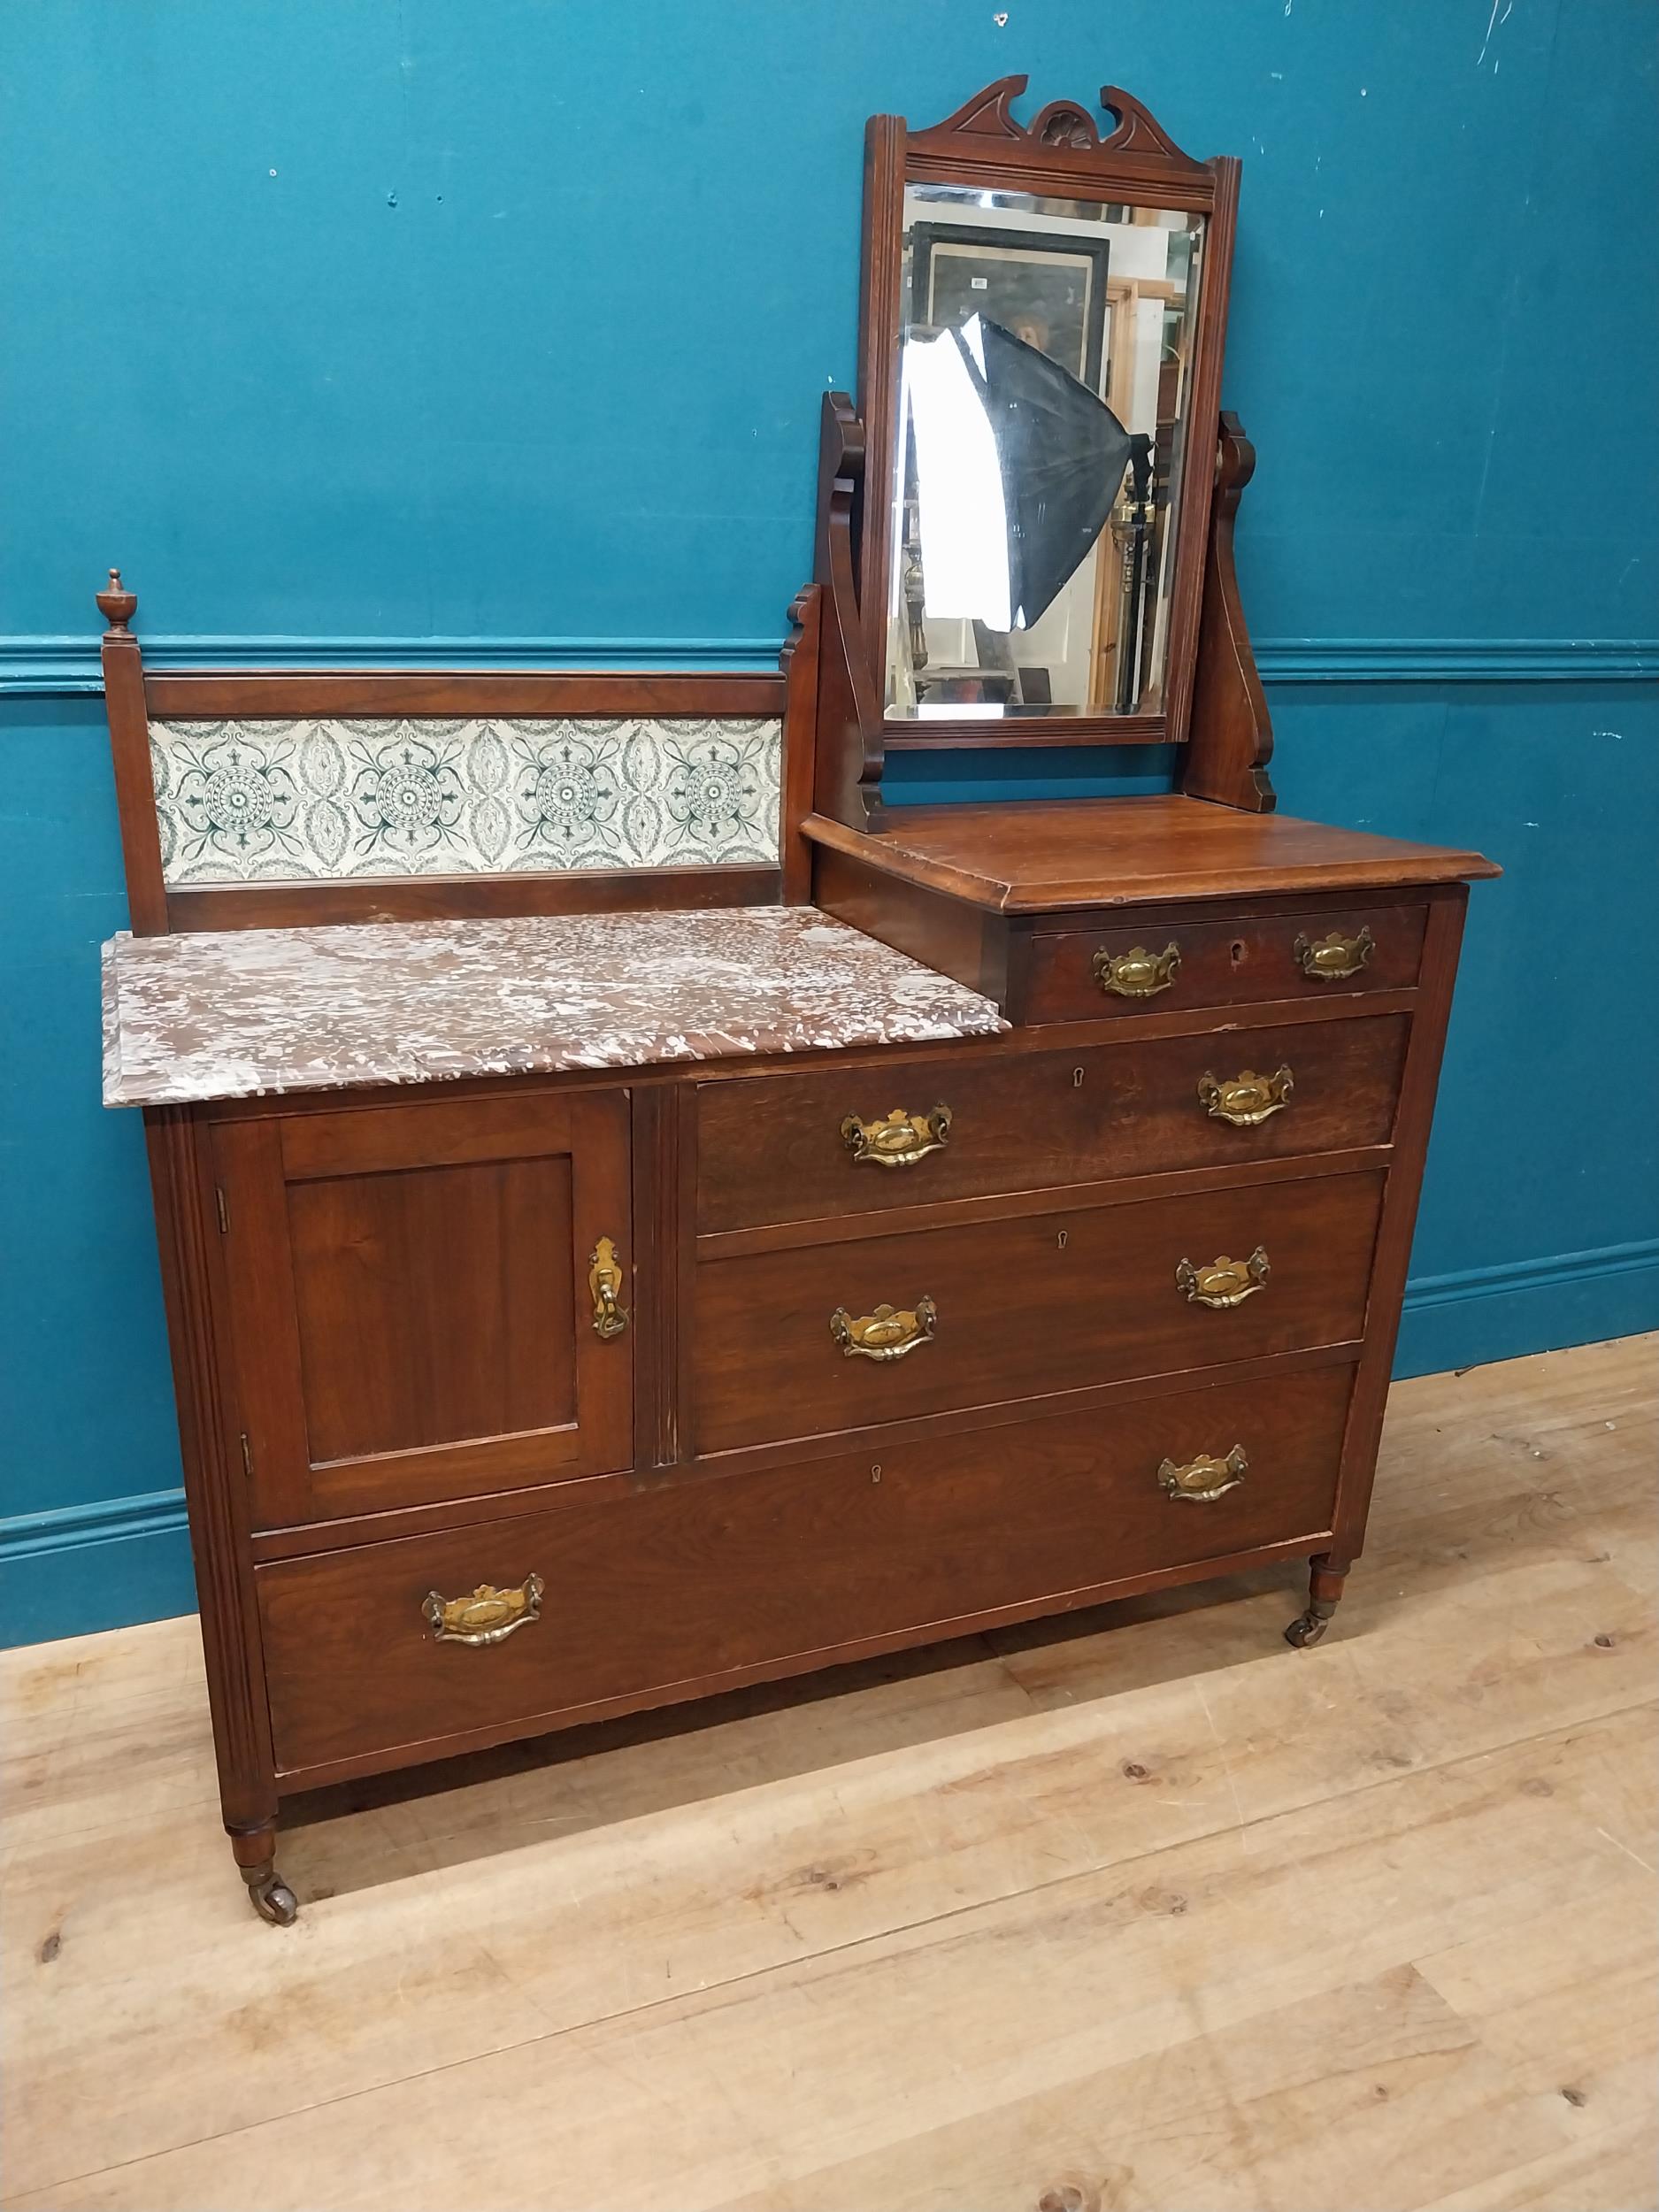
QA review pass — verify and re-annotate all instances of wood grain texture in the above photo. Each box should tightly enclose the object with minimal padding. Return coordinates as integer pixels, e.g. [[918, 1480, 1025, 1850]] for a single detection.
[[777, 585, 822, 905], [1022, 901, 1427, 1024], [140, 1107, 278, 1848], [811, 843, 1013, 1001], [879, 713, 1171, 751], [142, 671, 787, 719], [285, 1156, 580, 1460], [2, 1336, 1650, 2211], [254, 1363, 1354, 1779], [810, 393, 885, 833], [166, 866, 782, 933], [691, 1169, 1384, 1455], [629, 1082, 677, 1469], [695, 1013, 1409, 1233], [201, 988, 1417, 1125], [1184, 411, 1278, 809], [101, 629, 168, 936], [111, 826, 1488, 1914], [905, 78, 1216, 203], [803, 797, 1500, 912], [855, 114, 906, 683], [698, 1153, 1395, 1266], [86, 66, 1509, 1966], [1333, 887, 1470, 1562], [1158, 154, 1239, 749], [211, 1090, 633, 1528]]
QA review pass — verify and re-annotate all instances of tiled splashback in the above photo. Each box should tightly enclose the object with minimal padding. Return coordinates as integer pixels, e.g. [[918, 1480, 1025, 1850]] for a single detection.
[[148, 716, 782, 883]]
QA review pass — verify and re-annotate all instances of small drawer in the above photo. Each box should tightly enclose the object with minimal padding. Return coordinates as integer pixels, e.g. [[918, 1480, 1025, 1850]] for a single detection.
[[695, 1016, 1408, 1233], [257, 1364, 1354, 1778], [691, 1169, 1383, 1455], [1022, 902, 1427, 1025]]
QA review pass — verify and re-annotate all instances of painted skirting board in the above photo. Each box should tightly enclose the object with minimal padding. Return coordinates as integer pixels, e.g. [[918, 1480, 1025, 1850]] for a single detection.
[[4, 1238, 1655, 1650], [2, 635, 1655, 697], [0, 1491, 197, 1650], [1391, 1238, 1659, 1378]]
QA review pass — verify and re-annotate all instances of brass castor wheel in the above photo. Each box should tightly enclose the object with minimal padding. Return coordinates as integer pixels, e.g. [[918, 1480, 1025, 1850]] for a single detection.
[[242, 1867, 299, 1925], [1285, 1601, 1335, 1649]]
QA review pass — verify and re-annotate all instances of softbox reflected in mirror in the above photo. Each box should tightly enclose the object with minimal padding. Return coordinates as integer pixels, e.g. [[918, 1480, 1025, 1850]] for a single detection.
[[904, 314, 1131, 633]]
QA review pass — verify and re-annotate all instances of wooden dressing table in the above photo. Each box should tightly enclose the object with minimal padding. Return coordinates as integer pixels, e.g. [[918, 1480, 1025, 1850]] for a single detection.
[[97, 78, 1496, 1920]]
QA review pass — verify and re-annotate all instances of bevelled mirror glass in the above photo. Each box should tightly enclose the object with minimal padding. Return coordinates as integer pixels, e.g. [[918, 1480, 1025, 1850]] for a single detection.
[[885, 182, 1205, 721]]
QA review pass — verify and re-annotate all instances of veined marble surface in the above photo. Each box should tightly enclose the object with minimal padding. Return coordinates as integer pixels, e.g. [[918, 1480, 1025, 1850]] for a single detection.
[[102, 908, 1008, 1107]]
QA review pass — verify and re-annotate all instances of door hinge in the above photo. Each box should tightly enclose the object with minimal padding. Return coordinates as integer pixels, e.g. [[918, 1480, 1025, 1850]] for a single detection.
[[239, 1432, 252, 1479], [215, 1186, 229, 1234]]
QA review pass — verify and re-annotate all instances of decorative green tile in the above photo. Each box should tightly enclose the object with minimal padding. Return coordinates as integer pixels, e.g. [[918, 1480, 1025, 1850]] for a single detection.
[[150, 716, 781, 882]]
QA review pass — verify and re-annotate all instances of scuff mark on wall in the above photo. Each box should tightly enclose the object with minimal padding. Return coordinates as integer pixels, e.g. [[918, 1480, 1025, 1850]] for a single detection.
[[1478, 0, 1515, 69]]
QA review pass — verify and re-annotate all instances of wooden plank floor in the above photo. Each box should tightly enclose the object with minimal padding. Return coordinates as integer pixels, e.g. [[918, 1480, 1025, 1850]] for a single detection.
[[3, 1335, 1654, 2212]]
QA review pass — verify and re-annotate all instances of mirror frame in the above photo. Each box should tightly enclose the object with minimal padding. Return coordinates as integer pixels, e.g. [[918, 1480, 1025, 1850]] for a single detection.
[[855, 76, 1240, 751]]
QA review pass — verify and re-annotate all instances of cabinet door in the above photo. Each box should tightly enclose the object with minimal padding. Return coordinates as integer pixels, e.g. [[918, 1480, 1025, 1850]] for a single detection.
[[211, 1090, 633, 1530]]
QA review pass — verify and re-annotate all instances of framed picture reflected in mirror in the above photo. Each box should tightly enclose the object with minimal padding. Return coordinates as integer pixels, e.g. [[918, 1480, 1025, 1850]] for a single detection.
[[910, 221, 1111, 390]]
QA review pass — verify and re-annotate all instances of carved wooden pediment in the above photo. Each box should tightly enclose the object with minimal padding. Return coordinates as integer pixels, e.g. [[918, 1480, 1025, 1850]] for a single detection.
[[907, 75, 1206, 178]]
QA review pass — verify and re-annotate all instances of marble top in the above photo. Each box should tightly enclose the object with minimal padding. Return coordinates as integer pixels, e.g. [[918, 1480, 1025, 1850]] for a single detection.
[[101, 908, 1008, 1107]]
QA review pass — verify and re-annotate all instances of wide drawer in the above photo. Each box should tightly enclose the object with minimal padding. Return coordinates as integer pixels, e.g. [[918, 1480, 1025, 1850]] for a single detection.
[[696, 1016, 1408, 1233], [692, 1168, 1383, 1455], [257, 1363, 1354, 1778], [1022, 902, 1427, 1025]]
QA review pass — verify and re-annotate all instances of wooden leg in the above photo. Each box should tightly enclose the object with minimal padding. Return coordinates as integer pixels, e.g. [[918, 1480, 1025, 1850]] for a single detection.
[[1285, 1553, 1349, 1649], [230, 1824, 298, 1925]]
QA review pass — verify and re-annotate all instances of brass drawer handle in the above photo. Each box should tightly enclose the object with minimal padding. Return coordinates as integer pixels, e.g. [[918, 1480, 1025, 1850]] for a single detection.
[[1093, 942, 1180, 999], [1197, 1065, 1294, 1126], [830, 1296, 938, 1361], [588, 1235, 628, 1340], [422, 1576, 544, 1647], [841, 1104, 953, 1168], [1176, 1246, 1270, 1309], [1159, 1446, 1248, 1502], [1294, 926, 1374, 981]]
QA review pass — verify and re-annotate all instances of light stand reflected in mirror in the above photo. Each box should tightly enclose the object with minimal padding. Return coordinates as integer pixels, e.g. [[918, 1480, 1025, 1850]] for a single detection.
[[900, 316, 1131, 718]]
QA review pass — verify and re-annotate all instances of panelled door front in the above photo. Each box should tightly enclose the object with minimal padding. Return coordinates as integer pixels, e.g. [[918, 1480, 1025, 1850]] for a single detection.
[[211, 1087, 634, 1530]]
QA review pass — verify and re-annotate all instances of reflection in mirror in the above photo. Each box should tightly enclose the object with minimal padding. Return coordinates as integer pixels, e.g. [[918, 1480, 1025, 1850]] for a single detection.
[[885, 182, 1205, 721]]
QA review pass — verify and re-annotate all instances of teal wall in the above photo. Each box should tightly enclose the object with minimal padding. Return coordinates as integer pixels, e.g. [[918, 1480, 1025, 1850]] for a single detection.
[[3, 2, 1655, 1646]]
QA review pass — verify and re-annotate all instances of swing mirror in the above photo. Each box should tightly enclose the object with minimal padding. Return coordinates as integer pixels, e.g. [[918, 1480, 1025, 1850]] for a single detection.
[[856, 80, 1240, 745]]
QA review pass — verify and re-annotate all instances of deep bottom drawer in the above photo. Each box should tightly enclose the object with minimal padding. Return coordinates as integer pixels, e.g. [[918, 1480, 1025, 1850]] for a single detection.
[[258, 1363, 1355, 1778]]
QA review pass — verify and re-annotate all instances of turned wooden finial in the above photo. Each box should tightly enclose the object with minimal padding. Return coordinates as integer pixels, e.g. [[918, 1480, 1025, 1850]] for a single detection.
[[96, 566, 138, 634]]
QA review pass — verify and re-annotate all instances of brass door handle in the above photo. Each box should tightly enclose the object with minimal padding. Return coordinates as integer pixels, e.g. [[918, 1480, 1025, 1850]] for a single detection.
[[422, 1576, 544, 1646], [1159, 1446, 1248, 1502], [1197, 1065, 1294, 1126], [1294, 926, 1374, 980], [1176, 1246, 1270, 1308], [830, 1296, 938, 1361], [1093, 942, 1181, 999], [841, 1104, 952, 1168], [588, 1236, 628, 1340]]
